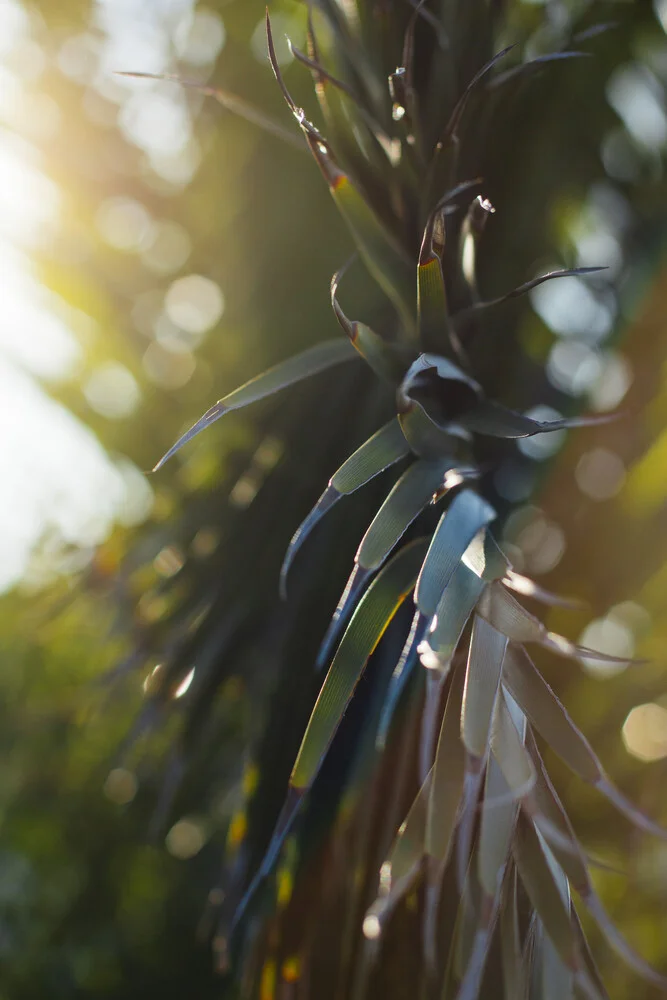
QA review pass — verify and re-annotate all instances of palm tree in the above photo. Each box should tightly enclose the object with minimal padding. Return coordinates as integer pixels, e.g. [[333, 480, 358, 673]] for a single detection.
[[118, 3, 667, 998]]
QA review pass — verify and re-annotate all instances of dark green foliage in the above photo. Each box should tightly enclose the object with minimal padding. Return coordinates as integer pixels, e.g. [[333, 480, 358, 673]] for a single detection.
[[91, 2, 667, 999]]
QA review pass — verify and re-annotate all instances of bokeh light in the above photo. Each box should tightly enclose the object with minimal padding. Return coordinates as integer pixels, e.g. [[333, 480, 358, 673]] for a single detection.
[[623, 703, 667, 761]]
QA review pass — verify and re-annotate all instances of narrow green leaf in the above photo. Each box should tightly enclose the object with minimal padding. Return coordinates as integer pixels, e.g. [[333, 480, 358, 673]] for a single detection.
[[503, 569, 584, 609], [332, 418, 411, 494], [455, 267, 607, 321], [265, 13, 415, 333], [478, 583, 546, 644], [315, 563, 371, 672], [490, 51, 590, 90], [291, 539, 428, 789], [427, 665, 465, 861], [444, 45, 515, 140], [478, 755, 517, 898], [513, 813, 578, 972], [460, 400, 617, 439], [461, 529, 509, 582], [452, 845, 483, 983], [280, 418, 410, 595], [571, 911, 610, 1000], [364, 770, 430, 940], [458, 616, 507, 886], [416, 490, 497, 617], [490, 688, 535, 803], [153, 338, 357, 471], [479, 585, 628, 664], [422, 667, 465, 971], [390, 771, 431, 885], [455, 886, 503, 1000], [418, 209, 452, 354], [331, 268, 406, 384], [504, 645, 667, 839], [426, 561, 485, 661], [528, 734, 667, 991], [540, 841, 575, 1000], [500, 866, 525, 1000], [357, 458, 454, 571], [376, 608, 427, 749], [461, 616, 507, 759], [425, 46, 514, 209], [456, 762, 515, 1000]]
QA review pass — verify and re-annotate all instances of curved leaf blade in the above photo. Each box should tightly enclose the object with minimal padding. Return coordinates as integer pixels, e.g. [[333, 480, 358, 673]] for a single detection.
[[415, 490, 496, 617], [291, 539, 428, 790], [458, 616, 507, 886], [153, 338, 357, 471], [427, 561, 485, 660], [455, 267, 606, 321], [265, 11, 415, 331], [357, 458, 454, 571], [376, 608, 428, 750], [504, 645, 667, 839], [331, 268, 406, 384], [427, 664, 465, 862], [280, 418, 410, 595], [461, 617, 508, 760], [513, 813, 578, 972], [460, 400, 618, 439]]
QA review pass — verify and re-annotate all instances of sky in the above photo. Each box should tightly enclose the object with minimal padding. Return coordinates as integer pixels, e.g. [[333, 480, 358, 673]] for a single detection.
[[0, 0, 221, 592]]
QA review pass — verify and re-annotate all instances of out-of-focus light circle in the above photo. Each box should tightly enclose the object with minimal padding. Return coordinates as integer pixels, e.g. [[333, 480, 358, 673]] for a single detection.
[[119, 91, 191, 156], [622, 703, 667, 762], [575, 226, 623, 275], [588, 351, 632, 412], [141, 219, 191, 274], [174, 8, 226, 65], [575, 447, 626, 501], [531, 275, 612, 341], [609, 600, 651, 634], [19, 93, 61, 142], [166, 818, 207, 859], [96, 196, 155, 252], [502, 505, 565, 575], [154, 314, 201, 353], [153, 545, 185, 578], [517, 406, 566, 461], [547, 341, 602, 396], [191, 527, 219, 558], [601, 127, 643, 183], [147, 140, 201, 188], [165, 274, 224, 334], [57, 33, 100, 83], [0, 0, 29, 58], [132, 289, 163, 335], [142, 341, 196, 389], [0, 137, 60, 247], [83, 362, 141, 419], [579, 616, 634, 678], [607, 63, 667, 151], [104, 767, 138, 805], [114, 458, 154, 527]]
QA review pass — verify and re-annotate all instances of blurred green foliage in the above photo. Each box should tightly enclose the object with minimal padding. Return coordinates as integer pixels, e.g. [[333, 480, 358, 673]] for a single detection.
[[4, 0, 667, 997]]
